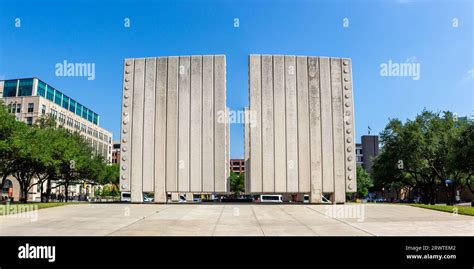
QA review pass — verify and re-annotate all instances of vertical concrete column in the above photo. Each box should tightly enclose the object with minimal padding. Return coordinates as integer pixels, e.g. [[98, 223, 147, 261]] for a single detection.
[[319, 57, 334, 194], [131, 59, 145, 203], [190, 56, 203, 192], [273, 56, 287, 193], [154, 57, 168, 203], [296, 56, 310, 193], [143, 58, 156, 192], [244, 107, 250, 194], [249, 55, 262, 192], [202, 56, 215, 192], [166, 57, 179, 192], [214, 55, 227, 192], [331, 58, 345, 203], [308, 57, 322, 203], [186, 192, 194, 202], [120, 59, 134, 193], [261, 55, 275, 192], [171, 192, 179, 202], [342, 59, 357, 193], [178, 56, 191, 192], [285, 56, 299, 193]]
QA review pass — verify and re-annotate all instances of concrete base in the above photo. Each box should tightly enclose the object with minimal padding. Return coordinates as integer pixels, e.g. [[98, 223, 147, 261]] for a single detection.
[[171, 193, 179, 202], [186, 192, 194, 202]]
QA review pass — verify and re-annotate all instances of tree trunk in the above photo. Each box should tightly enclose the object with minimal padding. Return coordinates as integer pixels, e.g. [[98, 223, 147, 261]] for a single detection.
[[20, 182, 28, 203], [45, 178, 52, 203], [64, 182, 69, 202]]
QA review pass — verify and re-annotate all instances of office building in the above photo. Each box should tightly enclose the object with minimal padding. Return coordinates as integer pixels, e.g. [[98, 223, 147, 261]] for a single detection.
[[0, 77, 113, 201], [230, 159, 245, 174], [0, 78, 112, 162], [112, 141, 121, 164]]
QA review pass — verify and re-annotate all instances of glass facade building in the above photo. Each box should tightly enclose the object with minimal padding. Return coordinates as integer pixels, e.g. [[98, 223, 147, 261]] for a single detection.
[[1, 78, 99, 125]]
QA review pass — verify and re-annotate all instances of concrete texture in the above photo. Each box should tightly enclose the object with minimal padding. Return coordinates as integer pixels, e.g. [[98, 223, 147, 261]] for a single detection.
[[0, 204, 472, 236], [247, 55, 356, 202], [120, 56, 229, 201]]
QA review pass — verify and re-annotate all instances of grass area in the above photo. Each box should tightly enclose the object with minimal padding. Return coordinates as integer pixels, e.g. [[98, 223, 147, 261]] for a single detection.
[[0, 202, 80, 216], [410, 204, 474, 216]]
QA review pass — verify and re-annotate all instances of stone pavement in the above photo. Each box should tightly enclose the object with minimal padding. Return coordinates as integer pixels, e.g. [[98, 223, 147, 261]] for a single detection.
[[0, 203, 472, 236]]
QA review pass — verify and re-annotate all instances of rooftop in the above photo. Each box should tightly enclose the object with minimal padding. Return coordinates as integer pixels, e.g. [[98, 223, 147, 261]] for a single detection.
[[1, 77, 100, 126]]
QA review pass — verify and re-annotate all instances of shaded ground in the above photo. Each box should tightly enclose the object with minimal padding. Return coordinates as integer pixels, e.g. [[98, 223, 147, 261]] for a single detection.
[[0, 203, 472, 236]]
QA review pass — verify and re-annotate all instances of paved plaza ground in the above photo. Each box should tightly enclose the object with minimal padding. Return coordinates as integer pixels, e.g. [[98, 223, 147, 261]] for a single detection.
[[0, 203, 472, 236]]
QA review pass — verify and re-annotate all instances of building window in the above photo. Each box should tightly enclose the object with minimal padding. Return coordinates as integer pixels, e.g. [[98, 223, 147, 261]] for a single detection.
[[54, 90, 62, 106], [41, 105, 46, 115], [27, 103, 34, 113], [37, 80, 46, 97], [16, 104, 21, 113], [58, 113, 65, 124], [82, 107, 88, 120], [26, 117, 33, 125], [69, 99, 76, 114], [46, 86, 54, 101], [2, 80, 17, 97], [62, 95, 70, 110], [18, 79, 33, 96], [50, 109, 57, 119], [76, 103, 83, 117]]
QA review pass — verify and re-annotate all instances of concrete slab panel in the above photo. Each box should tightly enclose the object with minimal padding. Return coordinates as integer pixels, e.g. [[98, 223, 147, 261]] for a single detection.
[[330, 58, 345, 203], [166, 57, 179, 192], [285, 56, 299, 192], [261, 55, 275, 192], [190, 56, 203, 192], [120, 59, 134, 192], [154, 57, 168, 203], [214, 55, 227, 192], [178, 56, 191, 192], [319, 57, 334, 193], [296, 56, 310, 193], [273, 56, 287, 193], [308, 57, 322, 203], [131, 59, 145, 202], [202, 56, 215, 192], [143, 58, 156, 192], [249, 55, 262, 193]]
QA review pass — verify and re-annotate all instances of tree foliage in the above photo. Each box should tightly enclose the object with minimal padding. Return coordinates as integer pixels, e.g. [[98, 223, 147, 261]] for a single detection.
[[356, 165, 374, 198], [229, 171, 245, 196], [371, 109, 473, 204], [0, 104, 111, 203]]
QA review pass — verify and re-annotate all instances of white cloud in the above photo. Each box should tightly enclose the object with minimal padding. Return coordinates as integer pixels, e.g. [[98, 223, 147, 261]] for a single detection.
[[463, 69, 474, 81]]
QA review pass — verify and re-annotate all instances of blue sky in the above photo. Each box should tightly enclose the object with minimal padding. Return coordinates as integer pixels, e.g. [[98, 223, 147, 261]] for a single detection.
[[1, 0, 472, 158]]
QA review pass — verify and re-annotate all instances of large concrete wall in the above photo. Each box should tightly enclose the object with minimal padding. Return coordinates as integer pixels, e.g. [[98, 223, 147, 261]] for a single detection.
[[120, 55, 229, 203], [246, 55, 356, 203]]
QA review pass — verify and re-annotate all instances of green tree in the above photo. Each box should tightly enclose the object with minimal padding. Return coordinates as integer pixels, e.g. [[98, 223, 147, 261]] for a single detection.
[[372, 110, 469, 205], [356, 165, 373, 198], [449, 121, 474, 196], [229, 171, 245, 196], [0, 103, 28, 194]]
